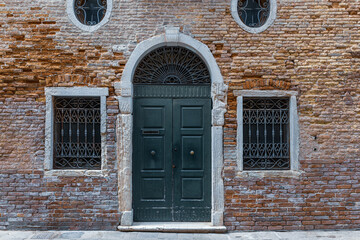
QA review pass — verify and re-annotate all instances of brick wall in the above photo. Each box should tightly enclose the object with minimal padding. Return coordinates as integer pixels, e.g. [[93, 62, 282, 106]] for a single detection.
[[0, 0, 359, 231], [0, 170, 119, 230]]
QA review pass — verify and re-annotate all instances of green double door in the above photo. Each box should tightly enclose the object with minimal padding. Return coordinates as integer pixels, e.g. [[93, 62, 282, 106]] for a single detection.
[[133, 97, 211, 222]]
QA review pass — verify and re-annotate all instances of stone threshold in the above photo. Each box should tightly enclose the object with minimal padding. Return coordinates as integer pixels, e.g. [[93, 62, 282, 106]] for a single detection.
[[117, 222, 227, 233]]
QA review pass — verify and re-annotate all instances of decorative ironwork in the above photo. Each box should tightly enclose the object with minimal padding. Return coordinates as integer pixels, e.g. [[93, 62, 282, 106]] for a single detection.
[[243, 98, 290, 170], [53, 97, 101, 169], [133, 46, 211, 85], [74, 0, 107, 26], [237, 0, 270, 28]]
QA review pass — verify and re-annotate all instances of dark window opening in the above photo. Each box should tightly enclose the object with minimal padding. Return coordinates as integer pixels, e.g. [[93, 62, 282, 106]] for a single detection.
[[237, 0, 270, 28], [53, 97, 101, 169], [243, 98, 290, 170], [74, 0, 107, 26]]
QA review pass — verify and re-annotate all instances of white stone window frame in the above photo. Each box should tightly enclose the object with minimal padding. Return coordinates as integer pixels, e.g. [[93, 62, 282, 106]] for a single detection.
[[231, 0, 277, 34], [234, 90, 301, 178], [66, 0, 113, 32], [44, 87, 109, 177]]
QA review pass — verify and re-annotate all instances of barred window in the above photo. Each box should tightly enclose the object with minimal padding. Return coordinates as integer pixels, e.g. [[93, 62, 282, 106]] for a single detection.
[[74, 0, 107, 26], [238, 0, 270, 28], [231, 0, 277, 34], [53, 97, 101, 169], [67, 0, 112, 32], [243, 98, 290, 170]]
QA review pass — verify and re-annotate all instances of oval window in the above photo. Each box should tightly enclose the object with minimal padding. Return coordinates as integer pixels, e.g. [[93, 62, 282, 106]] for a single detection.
[[238, 0, 269, 27], [74, 0, 107, 26], [231, 0, 277, 33], [67, 0, 112, 32]]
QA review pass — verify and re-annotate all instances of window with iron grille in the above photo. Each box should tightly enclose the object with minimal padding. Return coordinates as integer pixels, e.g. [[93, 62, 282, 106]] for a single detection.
[[231, 0, 277, 34], [237, 0, 270, 28], [66, 0, 112, 32], [53, 97, 101, 169], [243, 98, 290, 170], [74, 0, 107, 26]]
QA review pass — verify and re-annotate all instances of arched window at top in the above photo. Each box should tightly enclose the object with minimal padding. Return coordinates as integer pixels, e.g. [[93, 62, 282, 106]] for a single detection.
[[133, 46, 211, 85]]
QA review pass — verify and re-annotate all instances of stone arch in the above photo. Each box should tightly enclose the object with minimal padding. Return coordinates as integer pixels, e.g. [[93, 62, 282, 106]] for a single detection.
[[114, 27, 227, 227]]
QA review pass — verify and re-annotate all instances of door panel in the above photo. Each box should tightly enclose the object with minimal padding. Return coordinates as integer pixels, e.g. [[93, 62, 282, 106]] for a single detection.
[[141, 178, 165, 200], [133, 98, 211, 222], [181, 107, 203, 128], [142, 107, 164, 128], [133, 99, 172, 222], [182, 178, 203, 199], [181, 136, 203, 170], [142, 136, 164, 170], [173, 99, 211, 221]]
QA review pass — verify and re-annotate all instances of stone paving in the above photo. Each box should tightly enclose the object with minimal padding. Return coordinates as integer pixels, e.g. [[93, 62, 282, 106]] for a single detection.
[[0, 230, 359, 240]]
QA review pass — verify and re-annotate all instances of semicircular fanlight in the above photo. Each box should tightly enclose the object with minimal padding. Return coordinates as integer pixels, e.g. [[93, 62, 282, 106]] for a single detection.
[[133, 46, 211, 85]]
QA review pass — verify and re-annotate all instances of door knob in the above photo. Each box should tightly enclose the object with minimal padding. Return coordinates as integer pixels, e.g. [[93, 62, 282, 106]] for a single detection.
[[150, 150, 156, 156], [190, 150, 195, 156]]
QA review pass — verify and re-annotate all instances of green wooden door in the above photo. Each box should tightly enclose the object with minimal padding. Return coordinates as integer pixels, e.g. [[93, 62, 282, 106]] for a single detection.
[[133, 96, 211, 222], [172, 99, 211, 221], [133, 98, 173, 221]]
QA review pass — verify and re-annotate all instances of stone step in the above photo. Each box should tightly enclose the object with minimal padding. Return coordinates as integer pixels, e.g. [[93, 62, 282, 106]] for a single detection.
[[117, 222, 227, 233]]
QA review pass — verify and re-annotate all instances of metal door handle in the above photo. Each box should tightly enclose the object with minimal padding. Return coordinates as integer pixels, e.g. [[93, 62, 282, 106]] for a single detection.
[[150, 150, 156, 156], [190, 150, 195, 156]]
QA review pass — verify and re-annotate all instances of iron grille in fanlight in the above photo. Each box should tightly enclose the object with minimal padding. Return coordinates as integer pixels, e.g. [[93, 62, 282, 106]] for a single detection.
[[53, 97, 101, 169], [133, 46, 211, 85]]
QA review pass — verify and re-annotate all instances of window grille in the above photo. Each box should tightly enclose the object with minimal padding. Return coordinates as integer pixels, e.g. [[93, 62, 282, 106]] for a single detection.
[[74, 0, 107, 26], [243, 98, 290, 170], [53, 97, 101, 169], [237, 0, 270, 28]]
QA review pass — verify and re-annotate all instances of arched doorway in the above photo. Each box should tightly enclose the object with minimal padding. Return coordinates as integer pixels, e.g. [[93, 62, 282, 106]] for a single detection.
[[115, 27, 227, 227], [132, 46, 212, 222]]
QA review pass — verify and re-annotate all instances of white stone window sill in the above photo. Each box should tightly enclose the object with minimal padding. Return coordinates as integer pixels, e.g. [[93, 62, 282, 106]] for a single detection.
[[236, 170, 303, 179], [44, 170, 109, 177]]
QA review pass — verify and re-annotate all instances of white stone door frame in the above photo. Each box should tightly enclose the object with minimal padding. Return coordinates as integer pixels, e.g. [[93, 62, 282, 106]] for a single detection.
[[114, 27, 227, 226]]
